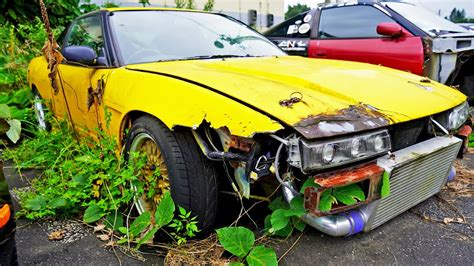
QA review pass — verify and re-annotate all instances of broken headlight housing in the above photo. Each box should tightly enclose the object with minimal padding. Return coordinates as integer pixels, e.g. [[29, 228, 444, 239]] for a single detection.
[[447, 102, 469, 130], [298, 130, 391, 172]]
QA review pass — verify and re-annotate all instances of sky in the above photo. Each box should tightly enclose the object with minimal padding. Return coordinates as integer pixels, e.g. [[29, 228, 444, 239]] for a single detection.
[[284, 0, 474, 18]]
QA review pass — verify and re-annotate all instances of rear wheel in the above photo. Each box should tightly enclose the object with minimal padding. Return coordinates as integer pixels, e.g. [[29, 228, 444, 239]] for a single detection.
[[125, 115, 218, 233], [32, 90, 49, 131]]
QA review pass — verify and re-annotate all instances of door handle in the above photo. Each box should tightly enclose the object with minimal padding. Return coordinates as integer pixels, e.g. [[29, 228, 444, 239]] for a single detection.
[[315, 52, 327, 57]]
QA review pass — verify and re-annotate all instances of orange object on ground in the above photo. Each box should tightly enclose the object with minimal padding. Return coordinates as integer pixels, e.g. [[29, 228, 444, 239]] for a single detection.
[[0, 204, 11, 228]]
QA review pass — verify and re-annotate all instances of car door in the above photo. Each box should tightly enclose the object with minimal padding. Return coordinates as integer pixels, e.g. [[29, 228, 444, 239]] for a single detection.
[[265, 10, 317, 56], [309, 5, 424, 75], [59, 14, 112, 133]]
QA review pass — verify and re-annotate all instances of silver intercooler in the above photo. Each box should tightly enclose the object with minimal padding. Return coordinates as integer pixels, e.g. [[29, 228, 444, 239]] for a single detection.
[[284, 136, 463, 236], [364, 136, 462, 231]]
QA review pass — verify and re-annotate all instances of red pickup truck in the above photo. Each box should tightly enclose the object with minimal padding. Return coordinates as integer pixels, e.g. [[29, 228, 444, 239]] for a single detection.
[[264, 0, 474, 104]]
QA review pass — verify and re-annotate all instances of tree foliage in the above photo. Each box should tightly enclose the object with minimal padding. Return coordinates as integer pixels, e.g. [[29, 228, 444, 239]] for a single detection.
[[138, 0, 150, 7], [175, 0, 186, 8], [285, 3, 310, 19], [0, 0, 93, 27], [446, 8, 474, 23], [203, 0, 215, 12]]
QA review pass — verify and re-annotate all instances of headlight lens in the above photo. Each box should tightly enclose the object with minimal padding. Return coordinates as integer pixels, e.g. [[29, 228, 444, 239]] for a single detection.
[[448, 102, 469, 130], [299, 130, 391, 172], [350, 138, 366, 157], [322, 144, 336, 163]]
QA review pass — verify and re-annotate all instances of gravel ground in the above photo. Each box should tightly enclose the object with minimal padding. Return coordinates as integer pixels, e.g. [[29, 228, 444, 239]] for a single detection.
[[5, 152, 473, 265]]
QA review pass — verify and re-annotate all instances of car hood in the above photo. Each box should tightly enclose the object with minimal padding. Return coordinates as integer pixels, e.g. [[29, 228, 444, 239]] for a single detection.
[[127, 56, 466, 139]]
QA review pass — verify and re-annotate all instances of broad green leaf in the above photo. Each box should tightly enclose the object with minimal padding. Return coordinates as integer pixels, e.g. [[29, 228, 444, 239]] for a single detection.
[[274, 222, 293, 237], [25, 196, 46, 211], [0, 104, 11, 118], [299, 178, 320, 193], [83, 204, 106, 223], [155, 191, 175, 227], [118, 226, 128, 235], [319, 190, 337, 211], [270, 209, 290, 231], [264, 214, 272, 234], [137, 227, 158, 247], [216, 226, 255, 258], [268, 196, 288, 211], [105, 213, 124, 232], [178, 206, 186, 216], [281, 208, 305, 218], [0, 93, 10, 104], [72, 175, 87, 187], [381, 171, 391, 198], [293, 217, 306, 232], [6, 119, 21, 143], [289, 196, 306, 215], [7, 9, 17, 19], [246, 245, 278, 266], [50, 197, 67, 208], [130, 211, 151, 237], [332, 184, 366, 206], [10, 106, 29, 120], [229, 262, 244, 266]]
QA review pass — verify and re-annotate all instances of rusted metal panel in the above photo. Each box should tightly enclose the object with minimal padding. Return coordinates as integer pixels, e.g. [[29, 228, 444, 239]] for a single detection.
[[304, 163, 384, 216], [314, 163, 384, 187], [295, 105, 392, 139]]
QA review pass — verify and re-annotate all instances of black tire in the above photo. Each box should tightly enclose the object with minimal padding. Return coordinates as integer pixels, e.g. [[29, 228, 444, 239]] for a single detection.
[[125, 115, 218, 233]]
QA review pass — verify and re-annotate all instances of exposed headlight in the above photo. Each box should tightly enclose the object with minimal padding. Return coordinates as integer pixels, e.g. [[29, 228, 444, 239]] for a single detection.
[[322, 144, 336, 163], [299, 130, 391, 172], [448, 102, 469, 130]]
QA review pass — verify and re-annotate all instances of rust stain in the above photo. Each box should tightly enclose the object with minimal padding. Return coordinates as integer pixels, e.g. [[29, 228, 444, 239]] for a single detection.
[[294, 104, 392, 139], [229, 135, 254, 152], [87, 77, 105, 111], [304, 162, 384, 216], [314, 163, 384, 187]]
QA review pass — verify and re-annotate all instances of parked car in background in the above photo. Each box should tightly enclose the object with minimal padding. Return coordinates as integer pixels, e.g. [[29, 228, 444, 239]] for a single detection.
[[264, 0, 474, 104], [0, 161, 17, 265], [29, 8, 470, 237]]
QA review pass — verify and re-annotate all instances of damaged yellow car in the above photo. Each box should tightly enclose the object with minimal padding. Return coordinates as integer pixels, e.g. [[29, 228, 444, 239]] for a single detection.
[[28, 8, 471, 236]]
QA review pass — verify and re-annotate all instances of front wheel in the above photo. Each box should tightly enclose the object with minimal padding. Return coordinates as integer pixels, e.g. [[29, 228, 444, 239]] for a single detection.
[[125, 115, 218, 233]]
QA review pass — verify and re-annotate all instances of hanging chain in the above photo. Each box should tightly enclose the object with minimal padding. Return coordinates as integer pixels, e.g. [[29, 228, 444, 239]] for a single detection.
[[39, 0, 64, 95]]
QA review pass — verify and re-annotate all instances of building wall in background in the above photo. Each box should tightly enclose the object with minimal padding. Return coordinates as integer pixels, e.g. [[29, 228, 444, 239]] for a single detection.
[[92, 0, 285, 31]]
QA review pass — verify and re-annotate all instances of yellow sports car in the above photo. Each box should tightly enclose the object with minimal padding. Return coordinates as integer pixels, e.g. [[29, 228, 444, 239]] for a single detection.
[[28, 8, 471, 236]]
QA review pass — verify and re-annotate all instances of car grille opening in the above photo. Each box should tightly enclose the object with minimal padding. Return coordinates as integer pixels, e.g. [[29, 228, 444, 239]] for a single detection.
[[389, 117, 428, 151]]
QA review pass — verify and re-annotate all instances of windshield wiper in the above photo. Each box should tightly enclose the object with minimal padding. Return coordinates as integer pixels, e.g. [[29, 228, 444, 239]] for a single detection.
[[179, 54, 254, 61], [428, 29, 466, 36]]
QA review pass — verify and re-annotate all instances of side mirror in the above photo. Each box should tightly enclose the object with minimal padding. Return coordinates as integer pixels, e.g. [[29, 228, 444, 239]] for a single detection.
[[63, 45, 97, 65], [376, 22, 403, 38]]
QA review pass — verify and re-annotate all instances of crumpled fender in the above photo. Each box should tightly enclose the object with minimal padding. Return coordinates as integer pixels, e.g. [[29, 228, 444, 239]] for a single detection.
[[103, 68, 284, 139]]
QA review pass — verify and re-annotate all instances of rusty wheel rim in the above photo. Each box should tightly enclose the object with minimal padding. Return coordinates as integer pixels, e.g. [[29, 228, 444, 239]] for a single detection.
[[130, 132, 170, 214], [33, 94, 47, 130]]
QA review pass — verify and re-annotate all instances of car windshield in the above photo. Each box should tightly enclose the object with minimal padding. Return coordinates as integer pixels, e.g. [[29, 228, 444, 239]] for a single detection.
[[384, 2, 470, 36], [109, 10, 286, 65]]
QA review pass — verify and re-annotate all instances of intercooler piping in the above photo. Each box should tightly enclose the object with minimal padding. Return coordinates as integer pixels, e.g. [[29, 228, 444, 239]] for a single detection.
[[282, 183, 375, 237], [447, 166, 456, 182]]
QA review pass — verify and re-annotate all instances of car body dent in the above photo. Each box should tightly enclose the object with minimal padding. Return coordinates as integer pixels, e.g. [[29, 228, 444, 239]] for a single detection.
[[106, 67, 284, 138]]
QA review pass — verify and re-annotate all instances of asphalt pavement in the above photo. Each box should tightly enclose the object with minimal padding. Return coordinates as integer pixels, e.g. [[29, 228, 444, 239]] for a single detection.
[[5, 152, 473, 265]]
